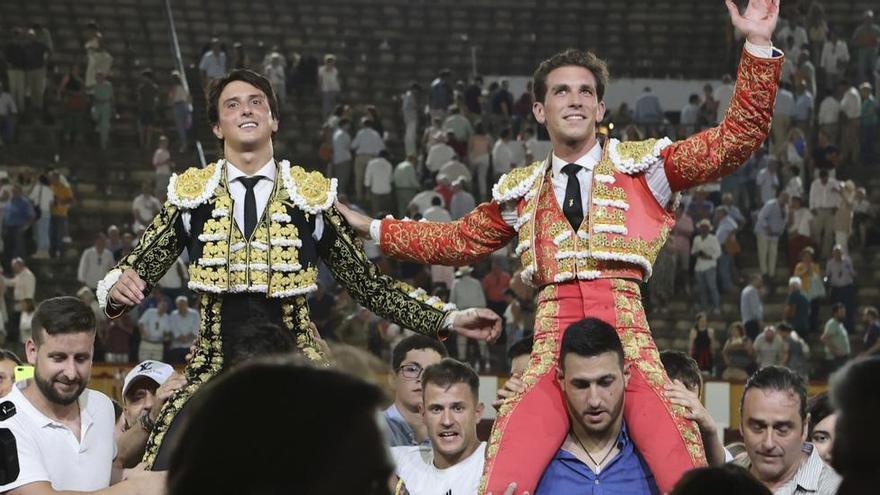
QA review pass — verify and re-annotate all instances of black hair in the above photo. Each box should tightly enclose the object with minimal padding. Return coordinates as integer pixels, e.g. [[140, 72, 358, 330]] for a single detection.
[[806, 392, 834, 437], [533, 48, 609, 104], [0, 350, 22, 366], [829, 357, 880, 482], [507, 336, 534, 361], [421, 358, 479, 399], [32, 296, 96, 344], [740, 365, 807, 422], [221, 320, 297, 371], [659, 350, 701, 392], [391, 335, 448, 370], [168, 359, 392, 495], [559, 318, 623, 369], [670, 464, 771, 495]]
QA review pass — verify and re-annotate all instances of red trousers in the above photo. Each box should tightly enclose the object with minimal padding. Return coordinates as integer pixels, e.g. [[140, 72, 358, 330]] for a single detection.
[[481, 279, 706, 494]]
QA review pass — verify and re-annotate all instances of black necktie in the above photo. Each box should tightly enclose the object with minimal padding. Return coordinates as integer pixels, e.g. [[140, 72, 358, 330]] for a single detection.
[[239, 176, 265, 239], [561, 164, 584, 230]]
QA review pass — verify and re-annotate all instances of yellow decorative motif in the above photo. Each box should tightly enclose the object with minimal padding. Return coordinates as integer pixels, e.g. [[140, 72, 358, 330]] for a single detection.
[[492, 161, 545, 203], [287, 165, 335, 213], [593, 206, 626, 225], [171, 163, 221, 206], [592, 182, 627, 202]]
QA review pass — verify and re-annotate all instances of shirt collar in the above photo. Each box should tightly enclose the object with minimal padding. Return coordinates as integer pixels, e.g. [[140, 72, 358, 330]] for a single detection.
[[551, 141, 602, 177], [557, 421, 632, 460], [226, 158, 277, 183], [792, 443, 824, 492]]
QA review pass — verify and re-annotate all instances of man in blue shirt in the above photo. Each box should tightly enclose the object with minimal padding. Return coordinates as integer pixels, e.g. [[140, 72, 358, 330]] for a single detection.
[[2, 183, 35, 265], [535, 318, 659, 494]]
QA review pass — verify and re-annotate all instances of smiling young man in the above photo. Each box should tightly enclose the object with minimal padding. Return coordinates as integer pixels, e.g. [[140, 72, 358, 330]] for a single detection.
[[0, 296, 164, 495], [340, 2, 785, 493], [94, 69, 501, 467], [391, 358, 486, 495]]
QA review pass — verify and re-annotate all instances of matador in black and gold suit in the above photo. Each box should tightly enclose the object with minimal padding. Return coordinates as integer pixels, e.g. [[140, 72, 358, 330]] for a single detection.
[[97, 159, 457, 467]]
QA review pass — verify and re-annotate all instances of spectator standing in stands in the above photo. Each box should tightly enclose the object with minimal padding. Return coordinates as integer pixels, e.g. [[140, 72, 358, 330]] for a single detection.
[[199, 38, 226, 87], [838, 81, 862, 168], [777, 322, 809, 380], [48, 171, 74, 259], [809, 169, 839, 258], [860, 307, 880, 356], [136, 69, 160, 149], [449, 178, 476, 221], [753, 325, 785, 368], [821, 29, 849, 90], [784, 276, 811, 337], [364, 150, 393, 214], [5, 28, 27, 112], [771, 83, 794, 155], [755, 156, 779, 207], [821, 303, 850, 376], [859, 82, 877, 163], [425, 134, 457, 176], [58, 64, 87, 145], [318, 54, 340, 117], [91, 71, 113, 150], [491, 128, 515, 182], [169, 71, 191, 152], [22, 28, 48, 115], [634, 86, 663, 137], [2, 184, 35, 261], [429, 68, 453, 121], [817, 88, 841, 146], [4, 258, 36, 340], [85, 39, 113, 93], [754, 191, 788, 281], [791, 79, 813, 136], [715, 206, 739, 294], [443, 105, 474, 154], [351, 118, 385, 204], [741, 275, 764, 341], [450, 266, 489, 371], [77, 233, 115, 291], [680, 94, 701, 136], [393, 154, 420, 216], [402, 82, 421, 157], [688, 312, 716, 374], [698, 83, 719, 128], [464, 76, 483, 117], [826, 244, 856, 332], [490, 79, 514, 131], [152, 135, 174, 199], [672, 205, 694, 294], [692, 219, 721, 315], [714, 74, 735, 124], [138, 297, 171, 362], [721, 322, 754, 380], [794, 247, 824, 334], [331, 117, 353, 197], [384, 335, 447, 447], [482, 258, 511, 321], [852, 10, 880, 83], [786, 195, 811, 270], [834, 181, 856, 253], [166, 296, 198, 364], [794, 52, 816, 100], [468, 122, 491, 200], [132, 181, 162, 233], [28, 172, 53, 259], [0, 81, 17, 146], [263, 54, 286, 107]]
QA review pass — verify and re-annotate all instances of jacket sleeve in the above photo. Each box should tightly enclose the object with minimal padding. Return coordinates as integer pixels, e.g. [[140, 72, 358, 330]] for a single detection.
[[97, 202, 188, 318], [662, 47, 784, 191], [318, 206, 453, 340], [379, 201, 517, 266]]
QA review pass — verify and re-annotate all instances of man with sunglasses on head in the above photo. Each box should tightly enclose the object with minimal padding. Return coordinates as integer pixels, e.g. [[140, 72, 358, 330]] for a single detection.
[[385, 335, 449, 447]]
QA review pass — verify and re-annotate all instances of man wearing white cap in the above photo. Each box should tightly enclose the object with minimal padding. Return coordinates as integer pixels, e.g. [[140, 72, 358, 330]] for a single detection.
[[692, 218, 722, 315], [116, 360, 185, 468]]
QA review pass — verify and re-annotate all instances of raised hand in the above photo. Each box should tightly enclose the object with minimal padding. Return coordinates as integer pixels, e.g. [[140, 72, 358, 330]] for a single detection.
[[725, 0, 779, 46], [451, 308, 502, 343]]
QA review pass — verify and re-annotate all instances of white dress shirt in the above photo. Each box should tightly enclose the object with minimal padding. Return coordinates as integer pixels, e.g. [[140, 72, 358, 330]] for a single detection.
[[789, 207, 813, 237], [840, 87, 862, 120], [817, 96, 840, 125], [182, 160, 324, 240], [809, 178, 841, 210], [691, 233, 721, 272], [364, 157, 393, 195], [351, 128, 385, 156], [426, 143, 457, 173], [78, 247, 117, 289]]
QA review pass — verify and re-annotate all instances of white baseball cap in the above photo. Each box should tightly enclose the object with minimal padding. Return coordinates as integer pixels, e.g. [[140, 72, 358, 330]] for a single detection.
[[122, 360, 174, 399]]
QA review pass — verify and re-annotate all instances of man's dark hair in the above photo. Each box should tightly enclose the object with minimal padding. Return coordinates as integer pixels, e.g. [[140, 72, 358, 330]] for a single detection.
[[806, 392, 834, 437], [221, 320, 297, 370], [391, 335, 448, 370], [32, 296, 96, 344], [168, 359, 392, 494], [777, 322, 793, 333], [831, 302, 845, 315], [829, 356, 880, 489], [670, 464, 771, 495], [499, 127, 511, 139], [507, 336, 534, 361], [740, 365, 808, 422], [688, 93, 700, 104], [660, 350, 701, 392], [422, 358, 479, 400], [431, 196, 442, 206], [533, 48, 609, 104], [0, 350, 22, 366], [206, 69, 280, 128], [560, 318, 623, 369]]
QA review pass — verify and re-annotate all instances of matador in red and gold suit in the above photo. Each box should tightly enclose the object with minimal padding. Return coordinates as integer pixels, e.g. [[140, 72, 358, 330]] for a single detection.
[[369, 44, 782, 493]]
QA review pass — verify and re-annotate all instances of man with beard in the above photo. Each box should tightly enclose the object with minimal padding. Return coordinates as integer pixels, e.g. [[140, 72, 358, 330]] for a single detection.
[[391, 358, 486, 494], [0, 296, 163, 494], [535, 318, 658, 494], [733, 366, 840, 494]]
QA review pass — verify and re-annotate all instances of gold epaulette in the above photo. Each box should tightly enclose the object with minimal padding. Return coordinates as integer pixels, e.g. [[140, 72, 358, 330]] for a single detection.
[[279, 161, 337, 215], [608, 137, 674, 175], [167, 162, 223, 209], [491, 161, 546, 203]]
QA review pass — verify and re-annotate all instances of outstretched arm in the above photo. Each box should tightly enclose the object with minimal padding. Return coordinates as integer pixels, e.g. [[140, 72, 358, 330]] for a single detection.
[[319, 206, 501, 342], [337, 201, 517, 266], [663, 0, 783, 191]]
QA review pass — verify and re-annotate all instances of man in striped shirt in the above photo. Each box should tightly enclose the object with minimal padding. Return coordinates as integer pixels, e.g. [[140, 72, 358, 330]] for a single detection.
[[734, 366, 841, 494]]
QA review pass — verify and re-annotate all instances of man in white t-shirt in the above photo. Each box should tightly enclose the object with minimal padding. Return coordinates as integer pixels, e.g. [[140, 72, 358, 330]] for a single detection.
[[131, 182, 162, 232], [391, 358, 486, 495], [137, 297, 171, 362], [0, 296, 163, 494]]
